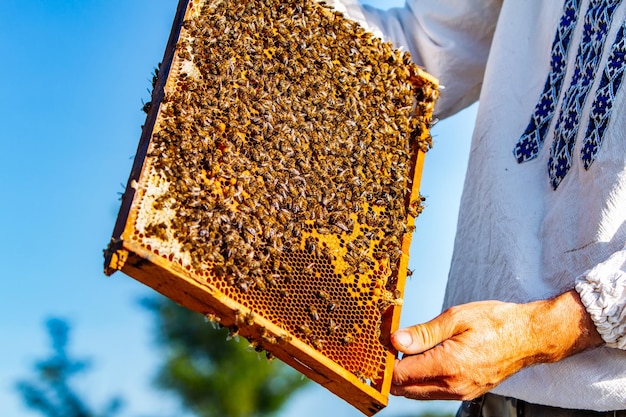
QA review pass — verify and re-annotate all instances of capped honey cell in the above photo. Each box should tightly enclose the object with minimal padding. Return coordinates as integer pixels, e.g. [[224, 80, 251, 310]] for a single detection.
[[104, 0, 438, 415]]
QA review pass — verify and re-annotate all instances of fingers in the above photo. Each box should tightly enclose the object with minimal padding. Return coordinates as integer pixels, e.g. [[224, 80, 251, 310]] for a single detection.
[[390, 346, 483, 401], [390, 380, 473, 401], [391, 341, 450, 387], [391, 309, 460, 355], [390, 350, 457, 400], [390, 382, 466, 401]]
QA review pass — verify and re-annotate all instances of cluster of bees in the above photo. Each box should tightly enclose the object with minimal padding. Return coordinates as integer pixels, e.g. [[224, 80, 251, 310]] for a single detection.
[[134, 0, 437, 383]]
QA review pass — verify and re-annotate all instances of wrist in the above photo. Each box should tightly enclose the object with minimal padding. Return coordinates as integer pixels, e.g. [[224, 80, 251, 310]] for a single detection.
[[529, 290, 603, 364]]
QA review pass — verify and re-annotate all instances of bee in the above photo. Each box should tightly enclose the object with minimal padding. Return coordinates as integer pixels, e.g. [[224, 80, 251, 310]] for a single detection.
[[310, 337, 323, 350], [343, 266, 356, 276], [145, 222, 168, 241], [151, 62, 161, 89], [276, 333, 293, 344], [236, 279, 250, 293], [244, 311, 255, 326], [266, 274, 279, 287], [321, 246, 333, 260], [204, 313, 221, 329], [316, 226, 331, 235], [327, 318, 340, 335], [260, 327, 277, 344], [408, 195, 426, 217], [389, 247, 404, 262], [141, 99, 152, 114], [353, 370, 366, 383], [316, 290, 330, 301], [234, 310, 245, 326], [308, 305, 320, 321], [297, 324, 312, 338], [341, 333, 355, 346], [407, 205, 421, 218], [271, 259, 281, 272], [247, 341, 262, 352], [226, 327, 240, 342], [280, 262, 293, 273], [373, 250, 388, 260], [305, 236, 317, 254]]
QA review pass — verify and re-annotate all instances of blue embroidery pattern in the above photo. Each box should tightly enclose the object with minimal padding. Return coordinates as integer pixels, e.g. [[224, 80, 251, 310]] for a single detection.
[[513, 0, 581, 163], [547, 0, 621, 189], [581, 22, 626, 169]]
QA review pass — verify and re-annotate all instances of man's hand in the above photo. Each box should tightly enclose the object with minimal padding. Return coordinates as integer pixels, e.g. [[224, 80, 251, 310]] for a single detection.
[[390, 290, 603, 401]]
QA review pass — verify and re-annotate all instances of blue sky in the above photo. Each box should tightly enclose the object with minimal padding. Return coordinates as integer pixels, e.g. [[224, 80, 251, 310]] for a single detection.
[[0, 1, 475, 416]]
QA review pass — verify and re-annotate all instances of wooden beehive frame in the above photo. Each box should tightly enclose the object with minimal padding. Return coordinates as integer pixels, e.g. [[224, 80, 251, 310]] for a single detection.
[[105, 0, 437, 414]]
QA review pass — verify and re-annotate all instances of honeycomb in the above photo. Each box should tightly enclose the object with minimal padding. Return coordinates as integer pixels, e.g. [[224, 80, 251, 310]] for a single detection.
[[104, 0, 437, 414]]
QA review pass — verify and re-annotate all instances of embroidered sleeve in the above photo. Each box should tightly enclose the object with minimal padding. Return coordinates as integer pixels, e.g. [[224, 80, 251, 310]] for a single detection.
[[575, 248, 626, 350], [324, 0, 503, 118]]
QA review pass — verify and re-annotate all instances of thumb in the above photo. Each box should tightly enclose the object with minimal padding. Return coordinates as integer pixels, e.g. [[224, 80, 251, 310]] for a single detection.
[[391, 314, 456, 355]]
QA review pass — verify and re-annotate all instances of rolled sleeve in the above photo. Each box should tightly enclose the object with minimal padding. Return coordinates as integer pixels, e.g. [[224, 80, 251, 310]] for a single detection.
[[576, 250, 626, 349]]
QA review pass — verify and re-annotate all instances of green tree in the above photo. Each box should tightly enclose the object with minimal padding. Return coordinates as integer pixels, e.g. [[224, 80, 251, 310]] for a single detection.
[[16, 317, 123, 417], [143, 296, 309, 417]]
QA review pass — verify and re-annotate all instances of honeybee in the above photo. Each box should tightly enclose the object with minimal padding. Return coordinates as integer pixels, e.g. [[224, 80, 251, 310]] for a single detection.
[[141, 99, 152, 114], [327, 318, 340, 335], [353, 370, 366, 383], [244, 311, 255, 326], [204, 313, 221, 329], [341, 333, 355, 346], [310, 337, 323, 350], [297, 324, 312, 337], [234, 310, 244, 326], [253, 276, 267, 291], [260, 327, 277, 344], [343, 266, 356, 276], [316, 290, 330, 301], [226, 327, 240, 342], [266, 274, 279, 287], [280, 262, 293, 273], [326, 300, 338, 312], [271, 259, 281, 272], [305, 236, 317, 253], [308, 305, 320, 321], [247, 341, 262, 352]]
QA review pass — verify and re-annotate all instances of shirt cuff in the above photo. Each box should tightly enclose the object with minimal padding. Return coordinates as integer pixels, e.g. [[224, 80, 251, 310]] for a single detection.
[[575, 268, 626, 349]]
